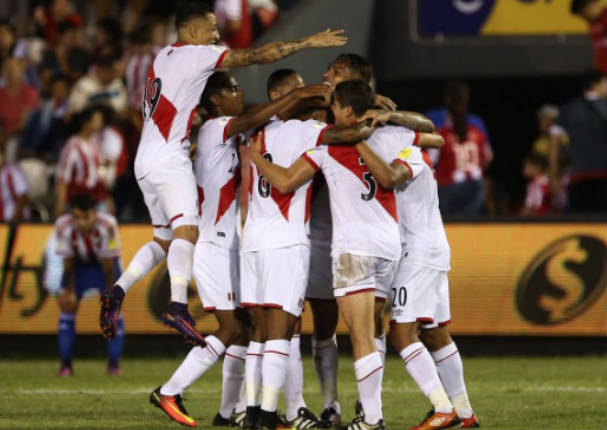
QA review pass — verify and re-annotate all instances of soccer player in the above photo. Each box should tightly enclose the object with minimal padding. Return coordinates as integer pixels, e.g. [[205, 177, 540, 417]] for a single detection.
[[311, 54, 437, 425], [55, 193, 123, 376], [353, 117, 479, 429], [149, 71, 331, 428], [241, 89, 378, 429], [249, 81, 401, 430], [99, 1, 347, 345]]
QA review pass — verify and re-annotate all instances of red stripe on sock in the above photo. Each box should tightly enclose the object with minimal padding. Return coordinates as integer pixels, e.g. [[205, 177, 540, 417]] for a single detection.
[[434, 350, 459, 364], [207, 342, 219, 358], [225, 353, 245, 362], [357, 365, 383, 382], [264, 350, 289, 357], [403, 347, 424, 364], [245, 353, 263, 357]]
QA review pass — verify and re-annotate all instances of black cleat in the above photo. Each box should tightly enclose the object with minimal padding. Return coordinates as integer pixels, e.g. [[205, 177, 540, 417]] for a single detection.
[[161, 301, 206, 346], [258, 409, 289, 429], [289, 407, 325, 429], [243, 405, 261, 429], [319, 404, 342, 428], [99, 286, 124, 340], [213, 412, 234, 427]]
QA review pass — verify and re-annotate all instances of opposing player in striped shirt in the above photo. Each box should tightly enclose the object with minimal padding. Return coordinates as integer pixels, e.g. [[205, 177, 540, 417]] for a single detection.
[[100, 0, 347, 346], [55, 193, 124, 377], [0, 151, 28, 222]]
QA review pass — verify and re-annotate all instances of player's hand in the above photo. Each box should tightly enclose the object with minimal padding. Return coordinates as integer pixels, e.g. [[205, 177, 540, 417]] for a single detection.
[[304, 29, 347, 48], [359, 109, 392, 127], [295, 84, 332, 106], [58, 289, 77, 313], [249, 132, 263, 155], [374, 93, 397, 111]]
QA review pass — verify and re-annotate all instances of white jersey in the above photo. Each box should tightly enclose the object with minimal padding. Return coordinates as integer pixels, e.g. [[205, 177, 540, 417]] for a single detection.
[[242, 119, 330, 252], [0, 164, 28, 222], [302, 144, 401, 261], [134, 42, 229, 179], [55, 212, 121, 263], [368, 125, 451, 270], [195, 116, 242, 250]]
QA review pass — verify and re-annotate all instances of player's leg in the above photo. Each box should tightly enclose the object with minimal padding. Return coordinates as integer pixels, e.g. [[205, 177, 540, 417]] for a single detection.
[[389, 266, 457, 430], [57, 288, 78, 376], [421, 273, 478, 428], [100, 175, 168, 340], [284, 318, 307, 423], [217, 321, 249, 426]]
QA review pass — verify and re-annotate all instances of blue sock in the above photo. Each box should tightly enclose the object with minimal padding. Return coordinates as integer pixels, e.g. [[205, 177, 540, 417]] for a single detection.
[[107, 317, 124, 366], [58, 313, 75, 366]]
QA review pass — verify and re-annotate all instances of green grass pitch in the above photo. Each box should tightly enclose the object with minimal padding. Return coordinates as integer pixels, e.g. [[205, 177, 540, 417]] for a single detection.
[[0, 355, 605, 429]]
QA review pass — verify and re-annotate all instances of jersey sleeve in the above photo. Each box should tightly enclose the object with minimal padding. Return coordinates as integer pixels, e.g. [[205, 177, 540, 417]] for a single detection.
[[197, 116, 235, 151], [301, 146, 328, 171], [55, 223, 74, 258], [191, 44, 230, 71], [393, 146, 425, 179], [98, 219, 121, 259], [299, 120, 331, 151]]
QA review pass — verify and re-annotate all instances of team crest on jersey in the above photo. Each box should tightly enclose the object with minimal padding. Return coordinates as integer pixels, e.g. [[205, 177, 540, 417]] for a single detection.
[[397, 147, 413, 161]]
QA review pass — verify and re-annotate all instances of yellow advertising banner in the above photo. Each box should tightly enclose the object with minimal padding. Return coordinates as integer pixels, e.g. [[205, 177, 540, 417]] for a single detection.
[[0, 223, 605, 336]]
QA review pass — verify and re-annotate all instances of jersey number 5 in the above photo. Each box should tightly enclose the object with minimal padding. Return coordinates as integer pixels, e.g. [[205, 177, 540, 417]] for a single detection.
[[359, 157, 377, 201], [142, 76, 162, 121], [258, 153, 273, 198]]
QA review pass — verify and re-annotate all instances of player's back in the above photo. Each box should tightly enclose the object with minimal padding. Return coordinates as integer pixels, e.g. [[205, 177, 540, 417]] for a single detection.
[[368, 125, 450, 270], [242, 118, 328, 252], [302, 144, 401, 261], [195, 116, 242, 250], [135, 43, 228, 179]]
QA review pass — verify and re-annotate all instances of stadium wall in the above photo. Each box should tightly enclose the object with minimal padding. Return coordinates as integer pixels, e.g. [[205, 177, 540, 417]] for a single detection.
[[0, 222, 604, 337]]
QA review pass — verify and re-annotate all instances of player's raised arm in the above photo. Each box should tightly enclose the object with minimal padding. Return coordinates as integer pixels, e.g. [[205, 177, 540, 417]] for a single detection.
[[227, 84, 332, 138], [221, 29, 347, 68], [417, 131, 445, 148], [249, 133, 316, 193], [360, 109, 436, 133], [355, 142, 412, 189], [318, 121, 377, 145]]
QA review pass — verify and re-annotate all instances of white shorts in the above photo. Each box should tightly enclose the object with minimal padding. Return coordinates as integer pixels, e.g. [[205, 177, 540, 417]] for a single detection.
[[332, 253, 396, 300], [137, 153, 199, 241], [306, 239, 334, 300], [192, 242, 240, 311], [390, 261, 451, 329], [240, 245, 309, 317]]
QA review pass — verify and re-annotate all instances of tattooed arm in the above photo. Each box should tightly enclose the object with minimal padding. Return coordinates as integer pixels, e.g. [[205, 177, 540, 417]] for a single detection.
[[221, 29, 347, 68], [360, 109, 435, 133]]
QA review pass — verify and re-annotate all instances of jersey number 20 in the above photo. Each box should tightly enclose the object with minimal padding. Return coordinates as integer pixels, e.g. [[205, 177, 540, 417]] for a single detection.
[[142, 77, 162, 121]]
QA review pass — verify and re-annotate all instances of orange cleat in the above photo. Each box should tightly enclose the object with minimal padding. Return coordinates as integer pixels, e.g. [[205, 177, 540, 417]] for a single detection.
[[150, 386, 197, 427], [411, 410, 458, 430], [451, 414, 479, 428]]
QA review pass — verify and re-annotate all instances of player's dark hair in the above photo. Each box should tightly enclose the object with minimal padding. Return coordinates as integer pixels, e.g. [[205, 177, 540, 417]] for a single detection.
[[525, 153, 549, 171], [200, 71, 233, 113], [175, 1, 213, 29], [266, 69, 299, 96], [72, 105, 105, 133], [70, 193, 97, 211], [570, 0, 594, 14], [334, 80, 374, 116], [334, 53, 374, 84]]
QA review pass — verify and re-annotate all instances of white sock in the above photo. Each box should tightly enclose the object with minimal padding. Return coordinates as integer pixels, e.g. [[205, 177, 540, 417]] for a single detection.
[[312, 335, 339, 409], [375, 335, 386, 367], [285, 335, 306, 421], [219, 345, 247, 419], [160, 335, 225, 395], [235, 382, 247, 413], [167, 239, 194, 303], [432, 342, 473, 418], [260, 339, 290, 413], [117, 241, 166, 293], [354, 351, 383, 425], [245, 341, 264, 407], [400, 342, 452, 413]]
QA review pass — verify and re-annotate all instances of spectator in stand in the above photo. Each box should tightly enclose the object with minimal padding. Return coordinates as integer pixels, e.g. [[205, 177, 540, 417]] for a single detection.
[[94, 18, 123, 59], [215, 0, 254, 48], [0, 19, 16, 71], [124, 27, 155, 130], [570, 0, 607, 74], [55, 105, 112, 217], [550, 70, 607, 214], [426, 81, 493, 217], [19, 75, 70, 161], [0, 148, 29, 222], [0, 57, 41, 143], [531, 105, 569, 167], [39, 20, 83, 92], [33, 0, 83, 46], [521, 153, 551, 217], [67, 53, 127, 116]]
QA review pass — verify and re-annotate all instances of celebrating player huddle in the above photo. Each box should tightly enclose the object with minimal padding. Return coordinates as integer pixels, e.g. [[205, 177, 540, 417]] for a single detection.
[[96, 2, 478, 430]]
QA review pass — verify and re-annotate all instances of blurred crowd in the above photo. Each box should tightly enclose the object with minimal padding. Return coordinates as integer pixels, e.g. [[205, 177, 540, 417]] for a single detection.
[[0, 0, 296, 223], [0, 0, 605, 224]]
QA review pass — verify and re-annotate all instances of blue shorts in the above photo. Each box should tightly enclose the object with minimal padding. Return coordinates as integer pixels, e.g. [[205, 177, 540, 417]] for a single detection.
[[64, 258, 122, 300]]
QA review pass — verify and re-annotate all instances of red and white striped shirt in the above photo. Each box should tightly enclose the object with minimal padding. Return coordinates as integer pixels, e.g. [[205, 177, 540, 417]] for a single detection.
[[524, 175, 551, 216], [55, 212, 121, 262], [57, 135, 108, 201], [0, 163, 28, 222], [125, 51, 156, 111]]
